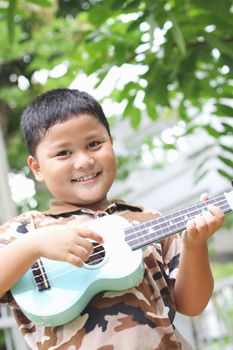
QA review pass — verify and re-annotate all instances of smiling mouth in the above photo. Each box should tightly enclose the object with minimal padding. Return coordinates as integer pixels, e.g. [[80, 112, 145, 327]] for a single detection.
[[71, 172, 100, 183]]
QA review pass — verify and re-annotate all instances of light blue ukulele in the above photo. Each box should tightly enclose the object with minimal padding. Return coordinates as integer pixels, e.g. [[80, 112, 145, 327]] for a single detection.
[[11, 190, 233, 326]]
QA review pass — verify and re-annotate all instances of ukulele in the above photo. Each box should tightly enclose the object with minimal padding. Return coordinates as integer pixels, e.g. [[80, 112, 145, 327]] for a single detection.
[[11, 189, 233, 326]]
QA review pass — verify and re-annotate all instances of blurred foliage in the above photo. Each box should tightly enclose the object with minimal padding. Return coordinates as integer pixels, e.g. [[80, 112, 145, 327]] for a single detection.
[[0, 330, 5, 349], [212, 262, 233, 280], [0, 0, 232, 210]]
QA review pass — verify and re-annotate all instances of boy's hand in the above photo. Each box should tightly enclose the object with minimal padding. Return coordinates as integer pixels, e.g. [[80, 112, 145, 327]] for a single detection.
[[182, 193, 224, 250], [28, 224, 104, 267]]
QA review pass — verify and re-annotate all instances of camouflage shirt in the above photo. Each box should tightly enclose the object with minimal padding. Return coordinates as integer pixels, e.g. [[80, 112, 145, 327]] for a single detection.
[[0, 199, 192, 350]]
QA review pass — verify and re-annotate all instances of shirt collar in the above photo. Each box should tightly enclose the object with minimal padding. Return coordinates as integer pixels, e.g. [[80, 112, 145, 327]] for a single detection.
[[43, 198, 143, 217]]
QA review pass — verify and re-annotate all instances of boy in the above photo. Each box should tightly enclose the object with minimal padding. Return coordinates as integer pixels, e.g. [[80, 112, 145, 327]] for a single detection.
[[0, 88, 224, 349]]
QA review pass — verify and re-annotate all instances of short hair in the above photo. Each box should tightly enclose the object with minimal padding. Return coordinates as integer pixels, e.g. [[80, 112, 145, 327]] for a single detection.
[[20, 88, 111, 156]]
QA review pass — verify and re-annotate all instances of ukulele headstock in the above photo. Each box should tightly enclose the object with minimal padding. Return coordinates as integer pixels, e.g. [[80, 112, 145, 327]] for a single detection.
[[224, 183, 233, 211]]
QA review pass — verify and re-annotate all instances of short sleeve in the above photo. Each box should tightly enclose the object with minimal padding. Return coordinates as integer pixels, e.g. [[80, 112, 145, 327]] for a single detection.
[[0, 212, 37, 304]]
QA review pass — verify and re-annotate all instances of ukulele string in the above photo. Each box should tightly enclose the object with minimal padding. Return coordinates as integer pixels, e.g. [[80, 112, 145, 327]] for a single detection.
[[33, 195, 229, 285], [32, 247, 104, 277], [125, 196, 229, 243], [34, 256, 107, 289]]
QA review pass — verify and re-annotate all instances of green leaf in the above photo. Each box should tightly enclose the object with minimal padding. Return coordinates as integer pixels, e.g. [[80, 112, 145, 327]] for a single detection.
[[215, 103, 233, 117], [163, 143, 176, 150], [178, 102, 191, 122], [183, 125, 198, 136], [194, 169, 210, 185], [7, 0, 17, 43], [204, 125, 222, 138], [145, 98, 158, 121], [220, 144, 233, 154], [222, 122, 233, 134], [88, 4, 111, 26], [145, 67, 170, 106], [192, 0, 231, 15], [221, 54, 233, 72], [206, 35, 233, 59], [123, 95, 142, 129], [169, 13, 186, 55], [130, 107, 141, 129], [217, 168, 233, 181], [27, 0, 53, 6], [218, 156, 233, 169], [177, 48, 202, 90]]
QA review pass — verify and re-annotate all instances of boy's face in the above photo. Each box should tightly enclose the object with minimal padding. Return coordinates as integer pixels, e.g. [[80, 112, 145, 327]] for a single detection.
[[28, 114, 117, 209]]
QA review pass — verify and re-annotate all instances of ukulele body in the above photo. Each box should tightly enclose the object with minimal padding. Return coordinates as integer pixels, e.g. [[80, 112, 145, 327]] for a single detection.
[[11, 215, 144, 326]]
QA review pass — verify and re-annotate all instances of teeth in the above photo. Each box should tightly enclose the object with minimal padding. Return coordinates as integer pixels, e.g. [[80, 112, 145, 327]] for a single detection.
[[76, 173, 97, 182]]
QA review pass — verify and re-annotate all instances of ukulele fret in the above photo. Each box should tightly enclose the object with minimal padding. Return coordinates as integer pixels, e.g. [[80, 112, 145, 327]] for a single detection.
[[31, 259, 51, 291]]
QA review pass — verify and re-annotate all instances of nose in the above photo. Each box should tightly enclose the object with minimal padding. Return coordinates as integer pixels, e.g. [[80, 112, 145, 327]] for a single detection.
[[73, 152, 95, 170]]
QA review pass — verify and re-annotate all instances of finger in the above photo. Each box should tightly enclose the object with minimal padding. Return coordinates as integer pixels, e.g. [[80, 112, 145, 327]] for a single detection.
[[186, 219, 197, 233], [202, 206, 224, 232], [198, 212, 215, 235], [73, 236, 94, 255], [79, 229, 104, 244], [67, 254, 84, 267], [193, 215, 208, 235], [208, 205, 224, 224], [67, 224, 104, 244], [200, 192, 208, 201], [70, 244, 91, 262]]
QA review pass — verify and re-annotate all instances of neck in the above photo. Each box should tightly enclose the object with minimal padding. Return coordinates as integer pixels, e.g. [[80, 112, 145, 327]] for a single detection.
[[124, 193, 231, 250], [80, 199, 112, 212]]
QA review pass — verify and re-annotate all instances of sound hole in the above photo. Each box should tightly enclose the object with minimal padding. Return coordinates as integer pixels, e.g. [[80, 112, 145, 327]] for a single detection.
[[86, 243, 105, 265]]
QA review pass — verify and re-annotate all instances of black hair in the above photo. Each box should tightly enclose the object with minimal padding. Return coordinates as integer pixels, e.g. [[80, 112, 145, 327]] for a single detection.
[[20, 88, 111, 156]]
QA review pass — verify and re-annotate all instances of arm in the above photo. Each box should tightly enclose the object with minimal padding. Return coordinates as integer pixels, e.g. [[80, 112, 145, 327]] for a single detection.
[[174, 193, 224, 316], [0, 224, 103, 298]]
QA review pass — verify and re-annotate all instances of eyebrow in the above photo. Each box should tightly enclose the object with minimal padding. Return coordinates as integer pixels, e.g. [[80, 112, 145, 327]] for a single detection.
[[48, 130, 107, 148]]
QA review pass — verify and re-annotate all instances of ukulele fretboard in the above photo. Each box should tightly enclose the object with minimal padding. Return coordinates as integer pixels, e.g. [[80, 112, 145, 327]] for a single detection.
[[125, 194, 231, 250]]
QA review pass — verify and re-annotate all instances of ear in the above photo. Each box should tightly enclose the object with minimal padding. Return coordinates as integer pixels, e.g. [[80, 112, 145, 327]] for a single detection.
[[27, 155, 44, 182]]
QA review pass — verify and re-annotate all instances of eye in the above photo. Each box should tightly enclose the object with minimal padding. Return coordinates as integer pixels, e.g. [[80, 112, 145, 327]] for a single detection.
[[88, 141, 101, 149], [56, 150, 71, 157]]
